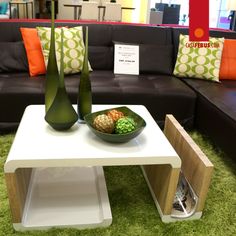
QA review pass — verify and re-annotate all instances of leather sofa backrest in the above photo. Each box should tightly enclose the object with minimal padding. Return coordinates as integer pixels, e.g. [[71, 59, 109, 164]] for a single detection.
[[0, 21, 174, 73]]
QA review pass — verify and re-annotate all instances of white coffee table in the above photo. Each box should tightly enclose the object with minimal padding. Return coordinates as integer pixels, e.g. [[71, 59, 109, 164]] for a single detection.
[[4, 105, 181, 231]]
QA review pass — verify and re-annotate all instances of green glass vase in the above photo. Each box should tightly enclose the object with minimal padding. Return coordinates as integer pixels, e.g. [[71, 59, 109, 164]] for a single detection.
[[77, 26, 92, 122], [45, 0, 58, 113], [45, 28, 78, 131]]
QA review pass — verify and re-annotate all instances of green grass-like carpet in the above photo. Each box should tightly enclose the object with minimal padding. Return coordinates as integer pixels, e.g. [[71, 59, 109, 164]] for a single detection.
[[0, 132, 236, 236]]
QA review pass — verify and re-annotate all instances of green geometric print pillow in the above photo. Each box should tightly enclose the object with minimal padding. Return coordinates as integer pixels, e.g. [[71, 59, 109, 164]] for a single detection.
[[173, 34, 224, 82], [37, 26, 90, 74]]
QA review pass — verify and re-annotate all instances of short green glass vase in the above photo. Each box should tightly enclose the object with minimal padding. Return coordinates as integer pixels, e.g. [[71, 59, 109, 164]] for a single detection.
[[45, 28, 78, 131], [77, 26, 92, 122]]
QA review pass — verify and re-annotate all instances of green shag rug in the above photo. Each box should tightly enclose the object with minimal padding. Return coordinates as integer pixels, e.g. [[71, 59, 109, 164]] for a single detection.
[[0, 132, 236, 236]]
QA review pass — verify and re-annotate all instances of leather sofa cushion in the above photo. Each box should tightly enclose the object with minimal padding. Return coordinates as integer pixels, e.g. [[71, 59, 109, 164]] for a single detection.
[[112, 25, 172, 45], [88, 46, 114, 70], [182, 78, 236, 122], [0, 41, 28, 72], [182, 78, 236, 160], [111, 74, 196, 128], [140, 44, 173, 74], [65, 71, 196, 128], [0, 71, 196, 129], [0, 73, 44, 123]]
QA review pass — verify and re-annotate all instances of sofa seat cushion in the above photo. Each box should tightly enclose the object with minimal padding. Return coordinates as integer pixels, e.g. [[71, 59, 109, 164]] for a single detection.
[[112, 74, 196, 128], [182, 78, 236, 160], [0, 73, 45, 124], [0, 71, 196, 131], [67, 71, 196, 128], [183, 78, 236, 121]]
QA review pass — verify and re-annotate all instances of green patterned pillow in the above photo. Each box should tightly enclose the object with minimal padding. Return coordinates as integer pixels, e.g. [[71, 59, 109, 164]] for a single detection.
[[37, 26, 90, 74], [173, 34, 224, 82]]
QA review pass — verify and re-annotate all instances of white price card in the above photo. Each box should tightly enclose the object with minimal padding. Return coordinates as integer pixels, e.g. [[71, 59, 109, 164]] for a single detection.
[[114, 44, 139, 75]]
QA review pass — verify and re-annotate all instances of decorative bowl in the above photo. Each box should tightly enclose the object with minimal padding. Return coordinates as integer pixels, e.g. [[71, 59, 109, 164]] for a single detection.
[[84, 106, 146, 143]]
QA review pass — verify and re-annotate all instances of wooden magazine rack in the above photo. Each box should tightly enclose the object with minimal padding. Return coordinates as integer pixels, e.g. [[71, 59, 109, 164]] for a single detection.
[[164, 114, 214, 219]]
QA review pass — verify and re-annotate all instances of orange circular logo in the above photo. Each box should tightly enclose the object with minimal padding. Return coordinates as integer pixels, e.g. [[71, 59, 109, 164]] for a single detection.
[[194, 28, 204, 38]]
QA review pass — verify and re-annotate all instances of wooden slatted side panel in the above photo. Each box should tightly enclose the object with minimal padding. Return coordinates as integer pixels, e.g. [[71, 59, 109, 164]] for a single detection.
[[164, 114, 214, 212], [5, 168, 32, 223]]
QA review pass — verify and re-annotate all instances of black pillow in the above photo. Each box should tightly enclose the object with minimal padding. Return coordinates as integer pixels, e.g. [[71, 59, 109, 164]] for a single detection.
[[88, 46, 114, 70], [0, 41, 28, 72], [139, 44, 173, 75]]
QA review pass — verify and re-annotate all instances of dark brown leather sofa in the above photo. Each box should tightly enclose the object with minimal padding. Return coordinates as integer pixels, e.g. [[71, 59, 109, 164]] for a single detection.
[[0, 21, 196, 130], [0, 21, 235, 161], [172, 28, 236, 161]]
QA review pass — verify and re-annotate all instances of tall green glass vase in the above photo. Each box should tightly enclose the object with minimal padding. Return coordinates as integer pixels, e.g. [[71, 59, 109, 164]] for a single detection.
[[45, 28, 78, 131], [77, 26, 92, 122], [45, 0, 58, 113]]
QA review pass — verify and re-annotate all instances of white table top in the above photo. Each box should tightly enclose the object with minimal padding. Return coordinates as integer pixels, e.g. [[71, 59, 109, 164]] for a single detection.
[[4, 105, 181, 172]]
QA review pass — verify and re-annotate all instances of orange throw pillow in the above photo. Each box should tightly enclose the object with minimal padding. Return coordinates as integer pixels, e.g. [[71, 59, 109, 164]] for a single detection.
[[20, 28, 46, 77], [219, 39, 236, 80]]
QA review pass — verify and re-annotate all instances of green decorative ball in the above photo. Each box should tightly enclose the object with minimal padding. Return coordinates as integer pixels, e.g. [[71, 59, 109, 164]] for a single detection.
[[115, 117, 136, 134]]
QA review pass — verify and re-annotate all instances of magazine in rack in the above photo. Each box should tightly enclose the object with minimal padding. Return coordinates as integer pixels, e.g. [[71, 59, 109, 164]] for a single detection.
[[171, 172, 198, 218]]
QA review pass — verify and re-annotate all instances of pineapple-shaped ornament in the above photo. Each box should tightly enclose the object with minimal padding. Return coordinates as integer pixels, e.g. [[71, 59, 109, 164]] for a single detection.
[[93, 114, 114, 133]]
